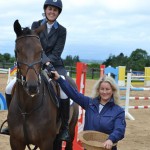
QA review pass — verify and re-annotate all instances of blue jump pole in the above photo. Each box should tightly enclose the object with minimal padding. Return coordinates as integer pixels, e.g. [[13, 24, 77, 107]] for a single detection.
[[119, 87, 150, 91], [0, 93, 7, 110]]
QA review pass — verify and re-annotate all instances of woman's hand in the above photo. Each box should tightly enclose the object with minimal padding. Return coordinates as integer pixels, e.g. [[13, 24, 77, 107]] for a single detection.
[[51, 71, 60, 80], [103, 139, 113, 149]]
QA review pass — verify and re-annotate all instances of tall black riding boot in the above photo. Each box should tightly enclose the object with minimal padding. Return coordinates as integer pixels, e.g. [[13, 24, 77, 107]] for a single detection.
[[1, 93, 12, 135], [57, 99, 70, 142]]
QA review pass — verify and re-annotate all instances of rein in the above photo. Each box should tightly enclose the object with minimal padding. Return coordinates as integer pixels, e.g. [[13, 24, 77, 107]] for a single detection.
[[15, 35, 42, 88], [15, 35, 40, 42], [16, 59, 42, 87], [16, 81, 45, 150]]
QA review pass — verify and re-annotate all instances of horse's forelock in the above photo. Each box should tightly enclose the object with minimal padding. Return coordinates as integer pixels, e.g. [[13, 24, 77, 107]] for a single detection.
[[22, 27, 32, 36]]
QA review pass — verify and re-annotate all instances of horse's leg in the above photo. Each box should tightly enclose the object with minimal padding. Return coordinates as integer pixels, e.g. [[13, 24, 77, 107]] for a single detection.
[[10, 136, 26, 150], [53, 137, 62, 150], [65, 141, 73, 150], [65, 126, 74, 150], [39, 138, 54, 150], [65, 123, 75, 150]]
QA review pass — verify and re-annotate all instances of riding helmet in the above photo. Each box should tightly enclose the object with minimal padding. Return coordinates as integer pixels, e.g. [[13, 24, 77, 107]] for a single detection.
[[43, 0, 63, 13]]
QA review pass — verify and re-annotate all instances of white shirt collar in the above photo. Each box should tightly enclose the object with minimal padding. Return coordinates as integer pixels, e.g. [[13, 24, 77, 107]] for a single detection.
[[46, 22, 54, 29], [99, 103, 104, 113]]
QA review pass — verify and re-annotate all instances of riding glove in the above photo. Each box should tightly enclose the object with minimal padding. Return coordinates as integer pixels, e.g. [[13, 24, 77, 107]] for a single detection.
[[45, 63, 56, 78]]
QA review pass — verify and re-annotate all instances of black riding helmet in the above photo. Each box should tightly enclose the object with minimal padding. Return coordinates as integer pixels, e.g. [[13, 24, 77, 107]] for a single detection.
[[43, 0, 63, 14]]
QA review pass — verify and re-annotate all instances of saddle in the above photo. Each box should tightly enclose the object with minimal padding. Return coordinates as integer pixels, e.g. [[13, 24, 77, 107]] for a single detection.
[[41, 72, 60, 108]]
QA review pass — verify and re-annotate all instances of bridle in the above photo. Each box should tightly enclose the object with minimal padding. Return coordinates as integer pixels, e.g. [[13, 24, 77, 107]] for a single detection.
[[15, 35, 43, 87], [15, 35, 44, 150]]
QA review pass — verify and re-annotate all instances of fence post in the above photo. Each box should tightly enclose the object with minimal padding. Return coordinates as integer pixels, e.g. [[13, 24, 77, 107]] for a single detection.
[[91, 68, 94, 79], [144, 67, 150, 86], [118, 66, 126, 86], [70, 66, 72, 77], [125, 72, 135, 120], [76, 62, 87, 94], [2, 62, 5, 68], [73, 62, 87, 150], [100, 65, 105, 77]]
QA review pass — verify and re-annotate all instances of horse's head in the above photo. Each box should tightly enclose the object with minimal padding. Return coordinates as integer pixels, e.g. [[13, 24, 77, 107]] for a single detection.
[[14, 20, 43, 97]]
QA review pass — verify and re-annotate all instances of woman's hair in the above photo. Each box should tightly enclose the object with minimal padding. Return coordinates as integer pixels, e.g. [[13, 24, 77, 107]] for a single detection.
[[91, 75, 120, 105]]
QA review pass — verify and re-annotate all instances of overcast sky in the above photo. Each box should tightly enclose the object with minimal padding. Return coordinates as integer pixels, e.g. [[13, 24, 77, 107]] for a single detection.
[[0, 0, 150, 60]]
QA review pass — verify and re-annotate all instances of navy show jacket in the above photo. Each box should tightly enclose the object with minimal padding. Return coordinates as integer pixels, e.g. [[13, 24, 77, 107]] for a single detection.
[[31, 20, 66, 67], [57, 77, 126, 143]]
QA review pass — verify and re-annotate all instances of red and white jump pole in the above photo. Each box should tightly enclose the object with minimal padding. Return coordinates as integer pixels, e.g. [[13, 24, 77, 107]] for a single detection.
[[100, 65, 105, 77], [62, 62, 87, 150], [125, 72, 150, 120], [73, 62, 87, 150]]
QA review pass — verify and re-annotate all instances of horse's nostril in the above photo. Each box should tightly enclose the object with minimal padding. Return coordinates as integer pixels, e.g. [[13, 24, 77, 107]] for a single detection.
[[26, 83, 39, 96], [29, 86, 38, 92]]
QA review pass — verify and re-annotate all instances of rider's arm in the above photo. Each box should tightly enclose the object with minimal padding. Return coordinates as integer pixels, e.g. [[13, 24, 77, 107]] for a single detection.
[[55, 76, 91, 109]]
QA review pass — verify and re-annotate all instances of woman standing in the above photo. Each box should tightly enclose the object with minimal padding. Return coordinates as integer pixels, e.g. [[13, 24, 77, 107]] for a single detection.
[[52, 71, 126, 150]]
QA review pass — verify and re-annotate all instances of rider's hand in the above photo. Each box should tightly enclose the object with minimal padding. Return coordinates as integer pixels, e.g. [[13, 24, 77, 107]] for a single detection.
[[45, 63, 56, 78], [51, 71, 60, 80]]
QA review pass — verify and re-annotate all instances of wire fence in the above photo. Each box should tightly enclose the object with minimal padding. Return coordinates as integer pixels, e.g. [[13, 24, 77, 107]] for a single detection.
[[0, 63, 100, 79], [65, 66, 100, 79]]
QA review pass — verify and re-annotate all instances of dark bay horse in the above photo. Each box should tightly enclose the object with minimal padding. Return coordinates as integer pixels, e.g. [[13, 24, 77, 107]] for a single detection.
[[7, 20, 79, 150]]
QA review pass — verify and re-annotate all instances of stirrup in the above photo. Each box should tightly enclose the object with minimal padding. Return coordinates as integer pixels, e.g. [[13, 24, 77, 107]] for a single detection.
[[0, 120, 9, 135], [57, 129, 70, 142], [1, 127, 9, 135]]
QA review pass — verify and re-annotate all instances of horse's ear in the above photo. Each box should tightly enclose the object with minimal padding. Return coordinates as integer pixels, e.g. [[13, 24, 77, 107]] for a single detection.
[[14, 20, 22, 37]]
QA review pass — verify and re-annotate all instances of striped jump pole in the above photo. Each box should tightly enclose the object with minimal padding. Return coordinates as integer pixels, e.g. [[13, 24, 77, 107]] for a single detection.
[[120, 87, 150, 91], [123, 72, 150, 120], [72, 62, 87, 150], [62, 62, 87, 150], [122, 105, 150, 109], [121, 96, 150, 100], [128, 105, 150, 109]]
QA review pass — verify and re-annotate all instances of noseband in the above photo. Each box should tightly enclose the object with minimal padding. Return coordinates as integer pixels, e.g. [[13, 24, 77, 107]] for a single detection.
[[15, 35, 42, 87]]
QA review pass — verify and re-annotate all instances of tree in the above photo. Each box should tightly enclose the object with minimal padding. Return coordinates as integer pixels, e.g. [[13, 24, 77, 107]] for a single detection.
[[64, 55, 73, 66], [0, 53, 5, 62], [3, 53, 11, 62], [63, 55, 80, 66], [103, 53, 128, 67], [103, 49, 150, 71], [127, 49, 149, 71], [73, 55, 80, 64], [102, 54, 114, 66]]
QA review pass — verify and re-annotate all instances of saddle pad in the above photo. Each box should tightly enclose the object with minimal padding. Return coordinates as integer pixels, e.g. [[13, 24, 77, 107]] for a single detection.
[[70, 99, 73, 106]]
